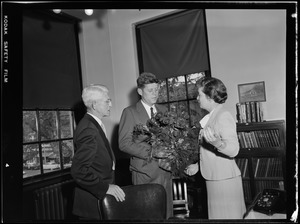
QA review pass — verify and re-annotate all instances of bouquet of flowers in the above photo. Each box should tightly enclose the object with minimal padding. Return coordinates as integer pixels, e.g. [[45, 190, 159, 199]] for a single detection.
[[132, 110, 200, 178]]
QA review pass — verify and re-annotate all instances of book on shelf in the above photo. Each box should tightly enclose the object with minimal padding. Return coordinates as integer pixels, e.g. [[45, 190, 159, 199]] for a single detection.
[[246, 132, 255, 148], [267, 130, 278, 147], [243, 158, 249, 177], [270, 129, 280, 147], [262, 130, 272, 147], [259, 158, 269, 177], [267, 158, 275, 177], [237, 133, 245, 148], [236, 103, 241, 123], [257, 130, 267, 147], [245, 102, 252, 123], [240, 132, 248, 148], [264, 158, 271, 177], [236, 158, 249, 178], [253, 131, 262, 148], [250, 101, 257, 122], [253, 158, 260, 177], [250, 131, 259, 148], [236, 103, 246, 123], [255, 101, 263, 122]]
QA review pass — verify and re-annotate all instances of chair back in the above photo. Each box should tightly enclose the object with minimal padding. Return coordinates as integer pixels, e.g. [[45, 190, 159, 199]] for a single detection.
[[172, 177, 190, 217], [100, 183, 167, 220]]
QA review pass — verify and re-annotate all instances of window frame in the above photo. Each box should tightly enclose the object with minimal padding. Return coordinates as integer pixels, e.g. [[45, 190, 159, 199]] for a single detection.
[[157, 72, 209, 127], [22, 108, 76, 184]]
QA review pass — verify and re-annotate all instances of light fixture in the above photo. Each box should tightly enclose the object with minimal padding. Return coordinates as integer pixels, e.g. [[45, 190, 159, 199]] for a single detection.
[[53, 9, 61, 14], [52, 9, 94, 16], [84, 9, 93, 16]]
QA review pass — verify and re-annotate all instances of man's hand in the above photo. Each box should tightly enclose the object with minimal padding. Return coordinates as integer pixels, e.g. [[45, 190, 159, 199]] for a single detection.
[[106, 184, 126, 202]]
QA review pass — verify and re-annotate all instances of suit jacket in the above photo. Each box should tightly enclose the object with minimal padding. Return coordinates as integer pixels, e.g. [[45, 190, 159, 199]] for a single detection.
[[118, 100, 168, 179], [199, 104, 241, 181], [71, 114, 116, 219]]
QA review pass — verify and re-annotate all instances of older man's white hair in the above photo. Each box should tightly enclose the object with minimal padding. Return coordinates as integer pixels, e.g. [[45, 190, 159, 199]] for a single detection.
[[82, 84, 108, 110]]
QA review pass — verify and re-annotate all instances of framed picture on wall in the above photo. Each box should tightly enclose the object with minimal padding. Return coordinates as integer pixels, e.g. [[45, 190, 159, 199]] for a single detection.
[[238, 81, 266, 103]]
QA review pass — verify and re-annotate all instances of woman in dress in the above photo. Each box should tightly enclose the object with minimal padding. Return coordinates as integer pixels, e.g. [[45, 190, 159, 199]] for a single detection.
[[185, 76, 246, 219]]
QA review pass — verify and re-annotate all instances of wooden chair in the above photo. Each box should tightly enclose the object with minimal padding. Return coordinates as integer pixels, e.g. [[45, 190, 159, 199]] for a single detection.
[[99, 183, 167, 220], [172, 177, 190, 218]]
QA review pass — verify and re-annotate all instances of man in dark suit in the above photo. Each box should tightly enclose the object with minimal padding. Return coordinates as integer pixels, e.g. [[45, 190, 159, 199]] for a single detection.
[[118, 72, 173, 219], [71, 84, 125, 220]]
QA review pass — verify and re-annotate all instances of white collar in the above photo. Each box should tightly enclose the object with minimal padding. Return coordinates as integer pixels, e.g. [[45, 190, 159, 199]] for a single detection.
[[87, 112, 104, 127], [199, 108, 215, 128], [141, 100, 156, 118]]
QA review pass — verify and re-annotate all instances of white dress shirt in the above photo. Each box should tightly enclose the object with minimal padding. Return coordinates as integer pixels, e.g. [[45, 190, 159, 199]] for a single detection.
[[141, 100, 157, 119]]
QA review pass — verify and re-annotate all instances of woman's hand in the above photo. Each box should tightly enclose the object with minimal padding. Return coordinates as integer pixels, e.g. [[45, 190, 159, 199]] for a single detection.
[[184, 163, 199, 176], [203, 126, 219, 142], [107, 184, 126, 202], [202, 126, 223, 148]]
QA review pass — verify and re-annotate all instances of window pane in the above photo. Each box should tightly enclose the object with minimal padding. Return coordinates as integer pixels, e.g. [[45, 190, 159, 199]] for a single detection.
[[62, 140, 74, 169], [39, 111, 58, 141], [189, 99, 208, 127], [23, 144, 41, 178], [168, 76, 187, 101], [42, 142, 60, 173], [23, 111, 38, 143], [157, 80, 167, 103], [170, 101, 188, 115], [187, 72, 205, 99], [59, 111, 73, 138]]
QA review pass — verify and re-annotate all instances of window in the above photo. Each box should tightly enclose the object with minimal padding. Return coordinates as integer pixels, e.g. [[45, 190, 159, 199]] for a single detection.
[[22, 10, 83, 182], [157, 72, 208, 127], [23, 109, 76, 179]]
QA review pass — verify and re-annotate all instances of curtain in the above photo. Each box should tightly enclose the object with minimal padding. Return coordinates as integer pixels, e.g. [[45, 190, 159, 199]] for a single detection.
[[23, 10, 82, 109], [136, 9, 210, 79]]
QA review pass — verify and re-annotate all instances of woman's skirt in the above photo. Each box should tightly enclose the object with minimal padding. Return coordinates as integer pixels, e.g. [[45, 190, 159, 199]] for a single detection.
[[206, 175, 246, 219]]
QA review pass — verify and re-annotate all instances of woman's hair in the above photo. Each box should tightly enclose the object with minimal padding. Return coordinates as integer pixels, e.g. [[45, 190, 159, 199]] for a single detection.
[[82, 84, 108, 109], [196, 76, 228, 104], [137, 72, 159, 88]]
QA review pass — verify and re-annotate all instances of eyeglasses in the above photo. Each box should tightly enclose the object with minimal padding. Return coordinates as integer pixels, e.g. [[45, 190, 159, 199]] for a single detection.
[[105, 99, 112, 104]]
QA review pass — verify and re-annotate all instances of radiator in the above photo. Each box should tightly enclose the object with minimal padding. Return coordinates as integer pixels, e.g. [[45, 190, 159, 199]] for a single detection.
[[34, 179, 74, 220]]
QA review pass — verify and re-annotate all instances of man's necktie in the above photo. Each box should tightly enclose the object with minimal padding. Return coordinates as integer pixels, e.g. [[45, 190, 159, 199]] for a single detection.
[[100, 122, 107, 137], [100, 122, 115, 170], [150, 107, 155, 118]]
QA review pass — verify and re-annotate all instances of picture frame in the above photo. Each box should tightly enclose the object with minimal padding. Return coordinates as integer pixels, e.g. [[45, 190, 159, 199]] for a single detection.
[[238, 81, 266, 103]]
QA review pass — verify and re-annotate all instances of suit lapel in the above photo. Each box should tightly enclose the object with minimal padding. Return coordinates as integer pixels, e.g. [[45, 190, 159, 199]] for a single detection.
[[86, 114, 115, 162], [136, 100, 150, 122]]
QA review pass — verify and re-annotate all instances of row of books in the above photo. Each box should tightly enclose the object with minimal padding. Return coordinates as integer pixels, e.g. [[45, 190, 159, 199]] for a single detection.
[[252, 158, 283, 178], [235, 158, 249, 177], [255, 180, 284, 193], [236, 101, 264, 123], [236, 157, 283, 178], [237, 129, 281, 149]]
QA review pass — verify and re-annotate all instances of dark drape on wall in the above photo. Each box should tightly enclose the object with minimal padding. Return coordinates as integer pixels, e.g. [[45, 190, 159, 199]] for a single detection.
[[136, 9, 210, 79], [23, 10, 82, 109]]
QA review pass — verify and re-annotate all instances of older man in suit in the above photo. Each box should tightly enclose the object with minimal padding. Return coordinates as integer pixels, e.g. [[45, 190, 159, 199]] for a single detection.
[[118, 72, 173, 219], [71, 84, 125, 220]]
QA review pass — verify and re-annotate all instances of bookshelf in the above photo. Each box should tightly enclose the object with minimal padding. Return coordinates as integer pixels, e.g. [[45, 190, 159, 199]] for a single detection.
[[235, 120, 286, 205]]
